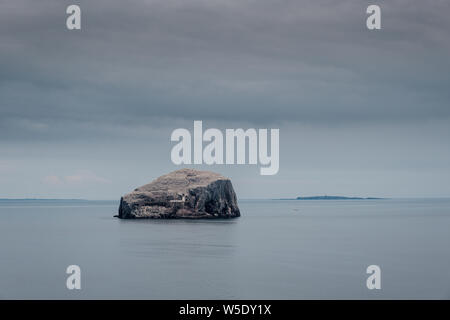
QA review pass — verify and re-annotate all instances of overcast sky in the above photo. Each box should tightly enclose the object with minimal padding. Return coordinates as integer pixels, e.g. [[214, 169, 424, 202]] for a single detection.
[[1, 0, 450, 199]]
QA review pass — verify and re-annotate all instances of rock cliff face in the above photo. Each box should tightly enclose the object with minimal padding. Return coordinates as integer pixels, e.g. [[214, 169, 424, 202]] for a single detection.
[[117, 169, 240, 219]]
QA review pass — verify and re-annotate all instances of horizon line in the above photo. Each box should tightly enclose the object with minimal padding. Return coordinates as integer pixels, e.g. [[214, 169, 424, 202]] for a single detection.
[[2, 197, 450, 201]]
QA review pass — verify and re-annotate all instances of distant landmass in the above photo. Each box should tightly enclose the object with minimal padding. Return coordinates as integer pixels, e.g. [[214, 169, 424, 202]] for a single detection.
[[295, 195, 383, 200]]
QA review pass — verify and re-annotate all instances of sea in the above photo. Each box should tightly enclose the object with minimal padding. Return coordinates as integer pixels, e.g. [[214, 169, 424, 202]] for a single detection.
[[0, 198, 449, 299]]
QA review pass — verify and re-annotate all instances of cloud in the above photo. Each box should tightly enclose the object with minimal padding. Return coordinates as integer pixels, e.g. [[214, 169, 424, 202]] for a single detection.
[[0, 161, 15, 174], [1, 0, 450, 198], [0, 0, 449, 144], [64, 170, 111, 184], [42, 175, 63, 185], [42, 171, 110, 186]]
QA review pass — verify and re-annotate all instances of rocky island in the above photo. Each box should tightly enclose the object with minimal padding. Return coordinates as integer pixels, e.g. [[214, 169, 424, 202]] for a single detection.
[[117, 169, 240, 219]]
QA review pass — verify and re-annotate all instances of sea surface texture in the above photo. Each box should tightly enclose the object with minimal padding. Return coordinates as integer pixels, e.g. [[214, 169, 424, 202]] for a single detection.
[[0, 199, 449, 299]]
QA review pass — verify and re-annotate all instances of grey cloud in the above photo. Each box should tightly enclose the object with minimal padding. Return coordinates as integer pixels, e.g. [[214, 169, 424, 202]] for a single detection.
[[0, 0, 449, 143], [1, 0, 450, 198]]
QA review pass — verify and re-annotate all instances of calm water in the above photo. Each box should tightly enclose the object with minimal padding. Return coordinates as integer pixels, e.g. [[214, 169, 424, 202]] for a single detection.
[[0, 199, 450, 299]]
